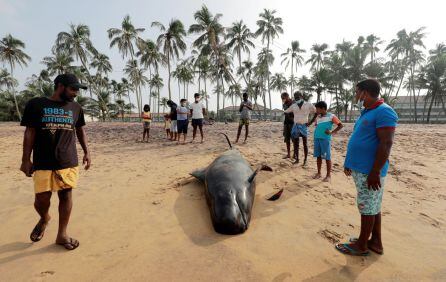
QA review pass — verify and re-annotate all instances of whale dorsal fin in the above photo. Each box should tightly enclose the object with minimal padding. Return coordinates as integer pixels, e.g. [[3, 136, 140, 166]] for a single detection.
[[190, 168, 207, 183], [248, 164, 273, 183]]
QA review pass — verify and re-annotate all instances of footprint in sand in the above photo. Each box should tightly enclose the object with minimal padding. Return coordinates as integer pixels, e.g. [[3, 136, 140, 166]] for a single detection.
[[419, 213, 441, 228], [318, 229, 342, 244]]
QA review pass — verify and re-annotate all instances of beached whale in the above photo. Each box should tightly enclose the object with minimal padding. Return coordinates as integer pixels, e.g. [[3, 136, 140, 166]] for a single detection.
[[191, 134, 277, 235]]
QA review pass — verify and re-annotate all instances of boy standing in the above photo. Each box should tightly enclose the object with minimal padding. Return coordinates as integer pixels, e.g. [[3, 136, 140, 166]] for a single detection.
[[177, 99, 189, 144], [190, 93, 206, 143], [312, 101, 343, 182]]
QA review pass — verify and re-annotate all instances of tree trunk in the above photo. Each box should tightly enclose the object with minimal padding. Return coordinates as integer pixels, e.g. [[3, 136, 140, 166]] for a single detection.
[[9, 64, 22, 121], [267, 38, 272, 116], [204, 77, 209, 114], [167, 53, 172, 100], [426, 92, 436, 123], [290, 56, 294, 94]]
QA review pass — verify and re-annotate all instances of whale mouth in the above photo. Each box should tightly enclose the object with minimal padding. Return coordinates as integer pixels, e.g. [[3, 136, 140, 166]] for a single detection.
[[212, 200, 248, 235]]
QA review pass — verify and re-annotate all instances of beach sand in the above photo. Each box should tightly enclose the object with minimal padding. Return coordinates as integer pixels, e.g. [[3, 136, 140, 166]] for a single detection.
[[0, 121, 445, 281]]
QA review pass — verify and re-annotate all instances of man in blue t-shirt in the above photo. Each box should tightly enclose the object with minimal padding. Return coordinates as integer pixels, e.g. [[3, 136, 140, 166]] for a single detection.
[[336, 79, 398, 257]]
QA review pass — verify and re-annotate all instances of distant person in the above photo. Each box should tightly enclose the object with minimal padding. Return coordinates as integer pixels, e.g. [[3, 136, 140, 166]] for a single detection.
[[167, 100, 178, 141], [281, 92, 295, 159], [312, 101, 343, 182], [177, 98, 190, 144], [20, 73, 91, 251], [284, 91, 317, 166], [141, 104, 151, 142], [164, 114, 171, 139], [235, 93, 253, 144], [336, 79, 398, 256], [190, 93, 206, 143]]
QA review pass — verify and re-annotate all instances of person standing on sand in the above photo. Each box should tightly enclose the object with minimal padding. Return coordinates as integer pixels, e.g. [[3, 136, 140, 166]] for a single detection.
[[336, 79, 398, 256], [235, 92, 253, 144], [177, 99, 190, 144], [190, 93, 206, 143], [20, 73, 91, 251], [164, 114, 171, 139], [284, 91, 317, 166], [167, 100, 178, 141], [141, 104, 151, 142], [281, 92, 295, 159], [311, 101, 343, 182]]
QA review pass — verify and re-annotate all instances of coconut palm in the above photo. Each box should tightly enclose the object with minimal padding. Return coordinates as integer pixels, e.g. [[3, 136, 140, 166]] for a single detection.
[[364, 34, 383, 63], [226, 20, 255, 84], [152, 19, 187, 100], [281, 40, 305, 94], [307, 43, 329, 72], [42, 51, 74, 75], [149, 73, 163, 118], [55, 24, 97, 73], [124, 59, 148, 115], [270, 72, 288, 94], [108, 15, 145, 60], [0, 34, 31, 120], [255, 9, 283, 112], [90, 53, 112, 75]]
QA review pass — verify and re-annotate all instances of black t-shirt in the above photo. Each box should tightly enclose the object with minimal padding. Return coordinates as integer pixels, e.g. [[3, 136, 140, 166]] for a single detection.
[[20, 97, 86, 170], [283, 100, 294, 125], [170, 103, 178, 120]]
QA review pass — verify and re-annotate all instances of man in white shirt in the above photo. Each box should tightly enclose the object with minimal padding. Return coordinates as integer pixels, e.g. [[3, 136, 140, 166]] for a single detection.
[[284, 91, 317, 166], [190, 93, 206, 143]]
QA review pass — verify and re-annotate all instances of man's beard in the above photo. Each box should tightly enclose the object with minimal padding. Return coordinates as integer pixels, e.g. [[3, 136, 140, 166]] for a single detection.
[[61, 90, 74, 102]]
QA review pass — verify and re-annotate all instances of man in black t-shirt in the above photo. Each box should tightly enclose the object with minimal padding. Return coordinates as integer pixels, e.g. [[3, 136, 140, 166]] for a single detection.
[[20, 73, 91, 251], [281, 92, 295, 159], [167, 100, 178, 141]]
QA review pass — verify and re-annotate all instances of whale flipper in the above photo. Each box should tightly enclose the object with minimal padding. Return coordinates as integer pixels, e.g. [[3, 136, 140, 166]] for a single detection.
[[190, 168, 207, 183]]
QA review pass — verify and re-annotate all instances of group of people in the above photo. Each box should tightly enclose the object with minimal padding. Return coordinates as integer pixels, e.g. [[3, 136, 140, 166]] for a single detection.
[[140, 93, 206, 144], [20, 73, 398, 258]]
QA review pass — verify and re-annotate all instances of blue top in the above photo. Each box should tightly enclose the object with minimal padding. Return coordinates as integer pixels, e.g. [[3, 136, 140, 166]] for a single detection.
[[314, 113, 341, 140], [177, 106, 189, 121], [344, 102, 398, 177]]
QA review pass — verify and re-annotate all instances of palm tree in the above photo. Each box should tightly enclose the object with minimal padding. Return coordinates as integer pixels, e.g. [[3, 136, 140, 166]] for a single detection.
[[424, 46, 446, 122], [152, 19, 187, 100], [42, 51, 73, 75], [90, 52, 112, 75], [270, 73, 288, 93], [108, 15, 145, 60], [55, 24, 97, 74], [255, 9, 283, 112], [281, 40, 305, 94], [307, 43, 329, 73], [149, 73, 163, 119], [364, 34, 383, 63], [0, 34, 31, 120], [137, 38, 163, 103], [226, 20, 255, 84], [124, 59, 148, 115]]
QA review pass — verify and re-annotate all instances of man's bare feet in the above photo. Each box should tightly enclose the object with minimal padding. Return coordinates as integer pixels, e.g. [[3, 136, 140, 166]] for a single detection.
[[323, 176, 331, 182], [293, 159, 300, 165], [30, 216, 50, 242], [313, 173, 322, 179]]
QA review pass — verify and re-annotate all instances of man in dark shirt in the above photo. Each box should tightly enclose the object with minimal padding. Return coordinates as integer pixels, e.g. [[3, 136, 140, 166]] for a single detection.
[[20, 73, 91, 251], [281, 92, 294, 159], [167, 100, 178, 141]]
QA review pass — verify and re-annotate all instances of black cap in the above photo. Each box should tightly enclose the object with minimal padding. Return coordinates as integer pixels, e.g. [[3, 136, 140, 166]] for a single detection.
[[54, 73, 87, 90]]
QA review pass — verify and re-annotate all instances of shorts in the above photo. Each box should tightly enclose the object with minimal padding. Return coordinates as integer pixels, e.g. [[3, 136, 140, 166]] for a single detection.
[[143, 121, 151, 129], [291, 123, 308, 138], [283, 123, 293, 142], [33, 166, 79, 194], [313, 138, 331, 160], [352, 171, 385, 215], [192, 118, 203, 127], [177, 119, 189, 134], [170, 120, 178, 133], [239, 118, 250, 126]]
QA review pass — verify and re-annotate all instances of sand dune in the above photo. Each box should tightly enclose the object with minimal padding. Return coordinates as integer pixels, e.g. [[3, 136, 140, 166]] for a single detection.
[[0, 121, 445, 281]]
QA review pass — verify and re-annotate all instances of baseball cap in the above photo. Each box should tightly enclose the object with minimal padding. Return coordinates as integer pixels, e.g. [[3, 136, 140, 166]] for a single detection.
[[54, 73, 87, 90]]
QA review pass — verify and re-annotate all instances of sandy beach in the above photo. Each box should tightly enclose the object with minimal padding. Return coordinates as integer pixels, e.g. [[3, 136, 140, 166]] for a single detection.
[[0, 121, 445, 281]]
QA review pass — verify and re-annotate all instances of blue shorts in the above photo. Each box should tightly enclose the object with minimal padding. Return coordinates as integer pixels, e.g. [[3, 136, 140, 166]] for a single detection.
[[291, 124, 308, 138], [313, 138, 331, 160], [177, 120, 189, 134], [352, 171, 385, 215]]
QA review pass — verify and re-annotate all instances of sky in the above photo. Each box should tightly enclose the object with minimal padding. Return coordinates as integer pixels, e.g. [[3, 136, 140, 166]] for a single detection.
[[1, 0, 445, 111]]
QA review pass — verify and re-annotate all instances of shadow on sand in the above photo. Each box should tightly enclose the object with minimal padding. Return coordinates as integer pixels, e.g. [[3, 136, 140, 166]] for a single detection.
[[0, 242, 66, 265]]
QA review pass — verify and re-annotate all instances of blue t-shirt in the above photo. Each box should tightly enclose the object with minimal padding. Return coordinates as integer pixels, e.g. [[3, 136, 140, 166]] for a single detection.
[[344, 102, 398, 177], [314, 113, 341, 140]]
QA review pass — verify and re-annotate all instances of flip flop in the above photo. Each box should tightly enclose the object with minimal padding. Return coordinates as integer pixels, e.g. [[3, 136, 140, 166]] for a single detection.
[[335, 243, 370, 256], [56, 238, 79, 250], [349, 237, 384, 255], [30, 221, 46, 242]]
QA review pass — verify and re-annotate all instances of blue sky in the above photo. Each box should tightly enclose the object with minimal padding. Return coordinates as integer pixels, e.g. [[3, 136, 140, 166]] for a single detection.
[[1, 0, 445, 110]]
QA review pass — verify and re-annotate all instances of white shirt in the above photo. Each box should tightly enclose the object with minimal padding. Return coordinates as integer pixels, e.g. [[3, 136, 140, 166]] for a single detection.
[[191, 102, 205, 119], [284, 102, 316, 124]]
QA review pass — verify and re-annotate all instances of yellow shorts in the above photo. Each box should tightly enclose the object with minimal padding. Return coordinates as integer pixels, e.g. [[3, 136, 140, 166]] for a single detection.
[[33, 166, 79, 194]]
